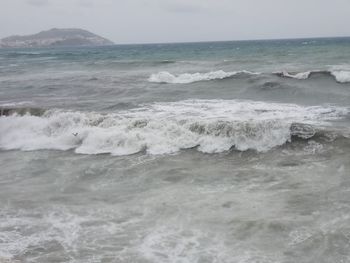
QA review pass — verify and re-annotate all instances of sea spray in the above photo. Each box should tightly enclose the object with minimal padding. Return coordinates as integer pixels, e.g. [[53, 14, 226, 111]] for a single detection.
[[1, 100, 347, 155]]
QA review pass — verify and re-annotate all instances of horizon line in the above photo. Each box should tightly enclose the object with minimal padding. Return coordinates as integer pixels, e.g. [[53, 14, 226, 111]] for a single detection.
[[113, 35, 350, 45]]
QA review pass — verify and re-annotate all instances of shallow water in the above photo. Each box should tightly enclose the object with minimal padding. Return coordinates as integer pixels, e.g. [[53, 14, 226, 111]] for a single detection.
[[1, 140, 350, 262], [1, 38, 350, 262]]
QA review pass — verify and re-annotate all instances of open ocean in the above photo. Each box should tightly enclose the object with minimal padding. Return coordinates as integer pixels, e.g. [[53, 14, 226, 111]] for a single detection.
[[1, 38, 350, 263]]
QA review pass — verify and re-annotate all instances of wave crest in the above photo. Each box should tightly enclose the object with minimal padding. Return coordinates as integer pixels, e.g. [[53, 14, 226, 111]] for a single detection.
[[149, 69, 350, 84], [148, 70, 258, 84], [331, 70, 350, 83], [275, 71, 312, 80], [275, 70, 350, 83], [0, 100, 348, 155]]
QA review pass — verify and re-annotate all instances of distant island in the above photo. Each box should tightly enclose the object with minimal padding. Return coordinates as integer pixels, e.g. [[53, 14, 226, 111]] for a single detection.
[[0, 28, 114, 48]]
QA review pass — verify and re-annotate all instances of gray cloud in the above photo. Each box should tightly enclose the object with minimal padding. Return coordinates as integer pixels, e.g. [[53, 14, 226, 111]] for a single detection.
[[76, 0, 94, 8], [156, 0, 207, 13], [26, 0, 49, 6], [162, 4, 202, 13]]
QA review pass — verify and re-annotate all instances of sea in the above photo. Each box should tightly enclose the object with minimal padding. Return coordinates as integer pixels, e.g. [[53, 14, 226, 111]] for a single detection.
[[0, 37, 350, 263]]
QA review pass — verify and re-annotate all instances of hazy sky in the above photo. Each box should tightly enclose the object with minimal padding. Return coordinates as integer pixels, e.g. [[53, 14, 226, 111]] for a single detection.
[[1, 0, 350, 44]]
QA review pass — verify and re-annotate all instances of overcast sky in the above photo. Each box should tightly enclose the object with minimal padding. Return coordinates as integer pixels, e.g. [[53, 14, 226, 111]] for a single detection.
[[1, 0, 350, 44]]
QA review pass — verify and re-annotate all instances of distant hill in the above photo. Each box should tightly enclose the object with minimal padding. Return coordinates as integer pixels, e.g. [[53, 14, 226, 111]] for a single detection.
[[0, 28, 114, 48]]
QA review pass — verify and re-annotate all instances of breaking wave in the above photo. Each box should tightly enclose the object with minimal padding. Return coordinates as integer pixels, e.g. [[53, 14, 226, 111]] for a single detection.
[[0, 100, 348, 155], [274, 71, 313, 80], [275, 70, 350, 83], [331, 70, 350, 83], [148, 70, 259, 84], [149, 69, 350, 84]]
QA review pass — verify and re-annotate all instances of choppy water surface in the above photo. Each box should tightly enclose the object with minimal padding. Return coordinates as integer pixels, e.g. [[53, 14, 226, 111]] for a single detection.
[[1, 38, 350, 262]]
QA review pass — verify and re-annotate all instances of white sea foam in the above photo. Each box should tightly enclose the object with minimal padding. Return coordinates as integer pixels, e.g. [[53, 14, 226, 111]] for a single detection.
[[148, 70, 258, 84], [276, 69, 350, 83], [0, 206, 131, 261], [0, 208, 83, 260], [331, 70, 350, 83], [0, 101, 34, 107], [139, 222, 282, 263], [139, 224, 230, 263], [0, 100, 348, 155], [277, 71, 312, 80], [151, 69, 350, 84]]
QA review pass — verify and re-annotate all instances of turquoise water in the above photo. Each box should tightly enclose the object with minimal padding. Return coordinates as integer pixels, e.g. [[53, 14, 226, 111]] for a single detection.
[[0, 38, 350, 262]]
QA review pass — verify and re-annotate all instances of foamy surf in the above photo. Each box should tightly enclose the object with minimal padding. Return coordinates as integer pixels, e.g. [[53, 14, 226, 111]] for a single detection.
[[148, 70, 259, 84], [275, 70, 350, 83], [2, 38, 350, 263], [331, 70, 350, 83], [150, 69, 350, 84], [0, 100, 347, 155], [275, 71, 312, 80]]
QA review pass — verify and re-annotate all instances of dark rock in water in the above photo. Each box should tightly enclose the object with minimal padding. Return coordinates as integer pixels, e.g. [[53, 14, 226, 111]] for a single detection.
[[0, 107, 45, 116], [290, 123, 316, 139], [0, 28, 114, 48]]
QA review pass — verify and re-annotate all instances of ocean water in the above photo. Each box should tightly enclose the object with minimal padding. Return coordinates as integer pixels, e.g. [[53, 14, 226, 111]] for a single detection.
[[0, 38, 350, 263]]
